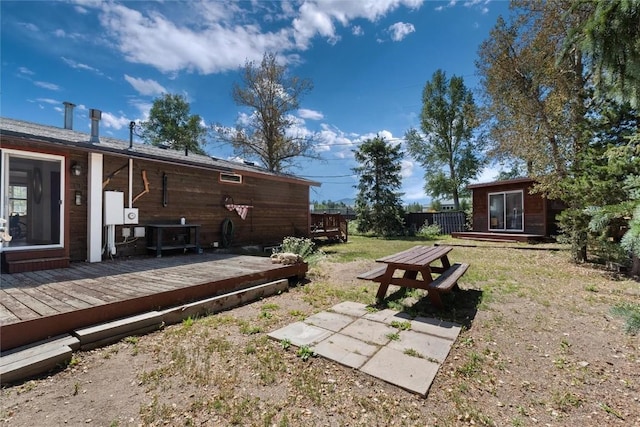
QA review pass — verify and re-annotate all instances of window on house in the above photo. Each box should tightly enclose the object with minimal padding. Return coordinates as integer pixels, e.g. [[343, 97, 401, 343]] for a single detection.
[[488, 191, 523, 231]]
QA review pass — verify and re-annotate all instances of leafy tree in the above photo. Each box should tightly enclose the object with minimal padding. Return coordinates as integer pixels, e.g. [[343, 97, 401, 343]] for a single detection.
[[215, 52, 317, 172], [353, 135, 405, 236], [141, 93, 207, 155], [476, 4, 592, 188], [405, 69, 483, 210], [405, 202, 424, 213]]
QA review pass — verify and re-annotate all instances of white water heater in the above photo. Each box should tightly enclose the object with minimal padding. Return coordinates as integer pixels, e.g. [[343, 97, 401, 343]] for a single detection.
[[104, 191, 124, 225]]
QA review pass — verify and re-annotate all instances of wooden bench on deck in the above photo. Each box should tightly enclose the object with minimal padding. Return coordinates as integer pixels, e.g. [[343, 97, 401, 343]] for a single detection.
[[357, 245, 469, 309]]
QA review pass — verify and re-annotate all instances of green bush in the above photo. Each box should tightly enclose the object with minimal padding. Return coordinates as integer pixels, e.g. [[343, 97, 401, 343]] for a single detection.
[[416, 222, 442, 240], [280, 237, 316, 259]]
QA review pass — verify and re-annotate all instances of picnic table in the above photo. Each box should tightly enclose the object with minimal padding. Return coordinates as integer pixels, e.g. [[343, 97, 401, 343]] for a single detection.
[[358, 245, 469, 309]]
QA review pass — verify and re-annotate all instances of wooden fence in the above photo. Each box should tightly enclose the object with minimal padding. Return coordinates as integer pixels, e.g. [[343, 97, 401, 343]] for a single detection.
[[404, 211, 466, 235]]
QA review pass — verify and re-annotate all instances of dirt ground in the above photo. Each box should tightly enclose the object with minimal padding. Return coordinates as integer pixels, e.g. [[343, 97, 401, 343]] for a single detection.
[[1, 243, 639, 426]]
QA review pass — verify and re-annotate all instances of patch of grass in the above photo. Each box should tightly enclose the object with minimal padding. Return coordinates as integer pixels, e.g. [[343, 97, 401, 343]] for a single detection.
[[182, 316, 196, 328], [600, 402, 625, 420], [403, 348, 424, 358], [385, 332, 400, 341], [585, 283, 598, 292], [390, 320, 411, 330], [238, 320, 262, 335], [456, 352, 484, 378], [288, 309, 306, 319], [552, 390, 582, 411], [280, 338, 291, 350], [296, 345, 316, 361], [610, 302, 640, 335], [261, 303, 280, 311]]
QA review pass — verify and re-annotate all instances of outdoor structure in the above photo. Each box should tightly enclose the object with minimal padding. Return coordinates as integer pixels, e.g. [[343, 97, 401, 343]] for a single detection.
[[0, 108, 319, 273], [310, 212, 348, 242], [452, 178, 564, 242]]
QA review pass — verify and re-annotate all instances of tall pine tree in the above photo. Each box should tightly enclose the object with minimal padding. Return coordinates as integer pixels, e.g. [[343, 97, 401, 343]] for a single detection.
[[353, 136, 405, 237]]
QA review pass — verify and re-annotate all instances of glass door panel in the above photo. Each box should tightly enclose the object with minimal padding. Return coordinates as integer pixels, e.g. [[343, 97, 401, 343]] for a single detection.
[[2, 151, 63, 248], [489, 194, 504, 230], [506, 192, 523, 231]]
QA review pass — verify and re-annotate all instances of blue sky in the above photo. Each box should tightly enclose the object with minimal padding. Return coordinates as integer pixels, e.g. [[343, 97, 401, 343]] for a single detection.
[[1, 0, 509, 205]]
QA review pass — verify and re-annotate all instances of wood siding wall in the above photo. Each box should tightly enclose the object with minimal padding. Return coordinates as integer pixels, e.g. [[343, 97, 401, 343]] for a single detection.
[[101, 155, 311, 259], [471, 182, 547, 235], [2, 137, 311, 266]]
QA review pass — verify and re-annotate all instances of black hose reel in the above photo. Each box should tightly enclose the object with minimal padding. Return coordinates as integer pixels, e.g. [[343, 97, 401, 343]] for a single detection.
[[221, 217, 234, 248]]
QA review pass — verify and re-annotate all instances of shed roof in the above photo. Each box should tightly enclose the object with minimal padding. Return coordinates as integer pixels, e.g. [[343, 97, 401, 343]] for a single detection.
[[467, 177, 535, 190], [0, 117, 319, 187]]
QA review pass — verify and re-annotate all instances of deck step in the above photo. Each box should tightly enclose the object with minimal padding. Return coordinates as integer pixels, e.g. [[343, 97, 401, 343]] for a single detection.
[[74, 311, 163, 350], [0, 336, 76, 384]]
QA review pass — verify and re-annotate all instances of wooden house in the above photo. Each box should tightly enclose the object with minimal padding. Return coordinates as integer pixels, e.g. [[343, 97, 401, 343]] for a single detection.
[[452, 178, 564, 242], [0, 111, 319, 273]]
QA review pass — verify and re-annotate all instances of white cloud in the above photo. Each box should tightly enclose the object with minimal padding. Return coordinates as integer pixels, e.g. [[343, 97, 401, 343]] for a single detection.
[[298, 108, 324, 120], [124, 74, 167, 96], [18, 66, 34, 76], [78, 1, 425, 75], [34, 81, 61, 91], [94, 2, 292, 74], [61, 57, 103, 75], [101, 111, 132, 130], [400, 159, 414, 179], [388, 22, 415, 41], [352, 25, 363, 36], [35, 98, 60, 105]]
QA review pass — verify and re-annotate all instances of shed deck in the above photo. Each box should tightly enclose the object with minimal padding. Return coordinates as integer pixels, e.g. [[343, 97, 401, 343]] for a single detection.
[[0, 253, 307, 351], [451, 231, 545, 243]]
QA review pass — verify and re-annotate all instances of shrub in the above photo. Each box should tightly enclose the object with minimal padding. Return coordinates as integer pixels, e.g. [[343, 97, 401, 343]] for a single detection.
[[277, 236, 324, 264], [417, 222, 442, 240]]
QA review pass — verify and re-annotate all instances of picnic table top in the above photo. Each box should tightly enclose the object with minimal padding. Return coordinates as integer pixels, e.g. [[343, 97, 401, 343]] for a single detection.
[[375, 245, 452, 269]]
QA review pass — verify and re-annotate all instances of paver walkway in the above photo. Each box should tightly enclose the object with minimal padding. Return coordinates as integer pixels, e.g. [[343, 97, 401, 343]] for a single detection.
[[268, 301, 461, 396]]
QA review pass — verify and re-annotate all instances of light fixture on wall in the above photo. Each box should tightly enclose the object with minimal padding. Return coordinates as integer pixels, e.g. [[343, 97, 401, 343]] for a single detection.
[[71, 162, 82, 176], [75, 190, 82, 206]]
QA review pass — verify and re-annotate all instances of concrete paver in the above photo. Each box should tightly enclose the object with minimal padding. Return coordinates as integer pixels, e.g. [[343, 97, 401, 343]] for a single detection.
[[340, 318, 396, 346], [267, 321, 332, 346], [268, 302, 461, 397], [410, 316, 461, 341], [304, 311, 354, 332], [361, 346, 440, 396], [329, 301, 370, 317], [314, 333, 379, 369], [387, 329, 454, 362]]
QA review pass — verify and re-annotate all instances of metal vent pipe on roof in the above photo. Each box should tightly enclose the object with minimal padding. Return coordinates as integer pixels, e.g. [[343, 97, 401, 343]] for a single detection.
[[89, 108, 101, 143], [63, 101, 76, 130]]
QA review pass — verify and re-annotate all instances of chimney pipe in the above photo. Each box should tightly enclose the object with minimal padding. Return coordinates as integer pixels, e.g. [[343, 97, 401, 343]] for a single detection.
[[63, 101, 76, 130], [89, 109, 102, 143]]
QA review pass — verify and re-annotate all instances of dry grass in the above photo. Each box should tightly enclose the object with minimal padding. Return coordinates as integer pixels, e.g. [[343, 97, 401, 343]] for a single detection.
[[1, 236, 639, 426]]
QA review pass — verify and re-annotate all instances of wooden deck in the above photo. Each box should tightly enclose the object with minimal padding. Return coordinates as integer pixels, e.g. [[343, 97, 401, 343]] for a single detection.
[[451, 231, 545, 243], [0, 253, 307, 351]]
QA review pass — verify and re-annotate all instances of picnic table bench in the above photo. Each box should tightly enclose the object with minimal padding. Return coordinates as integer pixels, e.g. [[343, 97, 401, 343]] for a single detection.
[[358, 245, 469, 309]]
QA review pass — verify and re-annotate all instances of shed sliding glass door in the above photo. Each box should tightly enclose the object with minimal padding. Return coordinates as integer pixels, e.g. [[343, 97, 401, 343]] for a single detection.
[[489, 191, 523, 232]]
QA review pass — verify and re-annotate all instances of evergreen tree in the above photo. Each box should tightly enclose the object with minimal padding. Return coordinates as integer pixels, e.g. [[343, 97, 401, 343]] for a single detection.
[[353, 136, 405, 236]]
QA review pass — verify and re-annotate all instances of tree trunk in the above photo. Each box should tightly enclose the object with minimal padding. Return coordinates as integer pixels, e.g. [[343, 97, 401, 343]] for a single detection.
[[632, 254, 640, 277]]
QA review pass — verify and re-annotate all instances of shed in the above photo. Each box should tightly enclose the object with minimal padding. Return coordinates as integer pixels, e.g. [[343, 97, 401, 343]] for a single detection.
[[452, 178, 564, 242], [0, 113, 319, 273]]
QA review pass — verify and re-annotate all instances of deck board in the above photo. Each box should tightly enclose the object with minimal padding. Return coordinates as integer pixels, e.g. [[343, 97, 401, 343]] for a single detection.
[[1, 252, 307, 351]]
